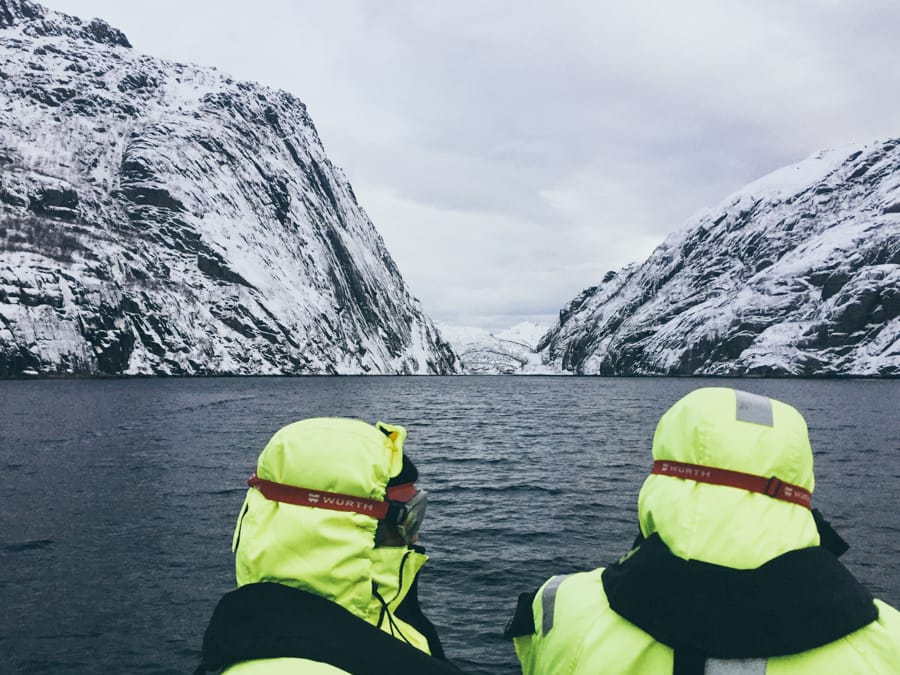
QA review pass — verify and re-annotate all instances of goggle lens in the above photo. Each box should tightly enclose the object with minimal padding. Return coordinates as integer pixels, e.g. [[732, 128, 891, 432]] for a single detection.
[[396, 489, 427, 543]]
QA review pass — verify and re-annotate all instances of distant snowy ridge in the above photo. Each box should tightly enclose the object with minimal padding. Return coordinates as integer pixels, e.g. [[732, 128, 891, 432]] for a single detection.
[[540, 141, 900, 376], [0, 0, 459, 375], [438, 321, 562, 374]]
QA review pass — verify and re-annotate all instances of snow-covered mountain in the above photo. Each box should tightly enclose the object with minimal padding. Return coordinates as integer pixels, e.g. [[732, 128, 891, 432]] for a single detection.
[[0, 0, 459, 375], [437, 321, 562, 374], [540, 141, 900, 376]]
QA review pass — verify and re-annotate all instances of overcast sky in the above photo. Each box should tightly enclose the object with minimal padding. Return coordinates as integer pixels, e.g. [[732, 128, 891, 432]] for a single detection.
[[42, 1, 900, 330]]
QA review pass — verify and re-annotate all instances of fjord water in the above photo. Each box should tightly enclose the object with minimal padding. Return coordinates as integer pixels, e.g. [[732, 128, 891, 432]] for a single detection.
[[1, 377, 897, 674]]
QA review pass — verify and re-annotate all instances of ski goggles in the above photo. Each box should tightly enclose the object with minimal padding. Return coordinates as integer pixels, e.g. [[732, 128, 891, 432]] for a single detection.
[[388, 486, 428, 543], [247, 472, 428, 543]]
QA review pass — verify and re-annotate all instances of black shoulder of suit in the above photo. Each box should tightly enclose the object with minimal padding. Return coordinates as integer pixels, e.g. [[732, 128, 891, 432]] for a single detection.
[[195, 582, 464, 675], [602, 533, 878, 659]]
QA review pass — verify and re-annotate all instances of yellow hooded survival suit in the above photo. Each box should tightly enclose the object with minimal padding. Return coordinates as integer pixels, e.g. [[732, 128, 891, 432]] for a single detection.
[[196, 418, 461, 675], [507, 387, 900, 674]]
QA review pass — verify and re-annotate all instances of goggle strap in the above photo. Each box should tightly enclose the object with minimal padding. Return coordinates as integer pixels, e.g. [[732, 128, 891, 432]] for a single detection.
[[385, 482, 417, 502], [651, 460, 811, 508], [247, 473, 390, 519]]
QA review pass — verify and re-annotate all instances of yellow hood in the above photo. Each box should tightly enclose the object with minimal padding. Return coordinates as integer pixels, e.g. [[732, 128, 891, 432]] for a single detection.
[[232, 418, 407, 622], [638, 387, 820, 569]]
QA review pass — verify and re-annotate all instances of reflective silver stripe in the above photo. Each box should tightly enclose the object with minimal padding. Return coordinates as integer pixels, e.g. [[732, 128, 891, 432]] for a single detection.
[[540, 574, 569, 635], [735, 390, 773, 426], [705, 657, 767, 674]]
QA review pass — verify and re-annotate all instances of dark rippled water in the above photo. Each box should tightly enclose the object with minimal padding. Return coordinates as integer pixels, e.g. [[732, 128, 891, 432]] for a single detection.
[[1, 377, 898, 674]]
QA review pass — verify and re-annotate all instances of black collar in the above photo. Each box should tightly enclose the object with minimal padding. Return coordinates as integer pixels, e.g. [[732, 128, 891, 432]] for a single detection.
[[602, 533, 878, 659], [195, 582, 462, 674]]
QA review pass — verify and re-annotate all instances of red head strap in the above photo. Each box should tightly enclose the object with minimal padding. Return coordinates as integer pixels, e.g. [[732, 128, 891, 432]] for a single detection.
[[247, 473, 416, 519], [651, 460, 811, 508]]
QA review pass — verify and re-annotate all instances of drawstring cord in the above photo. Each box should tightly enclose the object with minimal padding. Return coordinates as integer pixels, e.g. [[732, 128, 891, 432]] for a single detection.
[[372, 582, 412, 645], [372, 551, 415, 646], [373, 582, 389, 630]]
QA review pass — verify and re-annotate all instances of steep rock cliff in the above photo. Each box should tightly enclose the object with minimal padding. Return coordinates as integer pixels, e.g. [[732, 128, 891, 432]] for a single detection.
[[0, 0, 459, 375], [540, 141, 900, 376]]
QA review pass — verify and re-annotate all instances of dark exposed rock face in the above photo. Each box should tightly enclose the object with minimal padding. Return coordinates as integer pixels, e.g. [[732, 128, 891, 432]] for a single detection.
[[539, 143, 900, 376], [0, 0, 130, 47], [0, 2, 458, 375]]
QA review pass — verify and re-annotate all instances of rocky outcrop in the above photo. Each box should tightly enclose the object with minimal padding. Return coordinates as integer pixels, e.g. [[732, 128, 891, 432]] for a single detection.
[[0, 0, 130, 47], [0, 1, 458, 375], [540, 142, 900, 376]]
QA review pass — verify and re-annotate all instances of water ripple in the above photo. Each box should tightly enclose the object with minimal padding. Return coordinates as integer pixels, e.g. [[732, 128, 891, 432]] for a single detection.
[[2, 539, 55, 553], [1, 376, 897, 675]]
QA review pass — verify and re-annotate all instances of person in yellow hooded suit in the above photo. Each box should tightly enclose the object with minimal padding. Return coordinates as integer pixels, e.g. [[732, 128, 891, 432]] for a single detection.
[[506, 387, 900, 674], [195, 418, 463, 674]]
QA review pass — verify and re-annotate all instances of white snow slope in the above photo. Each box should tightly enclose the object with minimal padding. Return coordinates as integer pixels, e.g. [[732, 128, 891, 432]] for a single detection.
[[437, 321, 562, 374]]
